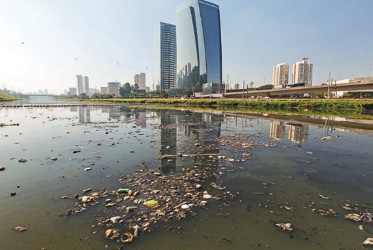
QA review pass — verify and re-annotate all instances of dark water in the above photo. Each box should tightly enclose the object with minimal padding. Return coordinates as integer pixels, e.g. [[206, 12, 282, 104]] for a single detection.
[[1, 101, 373, 249]]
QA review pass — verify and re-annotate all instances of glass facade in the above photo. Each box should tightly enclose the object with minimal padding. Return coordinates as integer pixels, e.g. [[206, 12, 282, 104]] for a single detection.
[[154, 22, 177, 90], [176, 0, 222, 94]]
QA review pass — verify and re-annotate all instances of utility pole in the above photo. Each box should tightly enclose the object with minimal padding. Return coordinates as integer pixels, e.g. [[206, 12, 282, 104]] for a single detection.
[[242, 80, 245, 99], [335, 80, 337, 98], [327, 72, 331, 99]]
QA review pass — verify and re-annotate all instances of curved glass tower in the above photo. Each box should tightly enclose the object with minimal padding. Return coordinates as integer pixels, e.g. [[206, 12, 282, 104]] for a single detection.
[[176, 0, 222, 94]]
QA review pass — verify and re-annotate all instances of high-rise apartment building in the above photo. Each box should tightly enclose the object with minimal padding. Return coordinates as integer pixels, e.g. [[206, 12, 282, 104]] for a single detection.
[[273, 63, 289, 88], [84, 76, 89, 95], [134, 73, 146, 90], [107, 82, 121, 97], [76, 75, 83, 95], [101, 87, 108, 95], [292, 58, 313, 86], [154, 22, 177, 91], [68, 87, 77, 96], [176, 0, 222, 94]]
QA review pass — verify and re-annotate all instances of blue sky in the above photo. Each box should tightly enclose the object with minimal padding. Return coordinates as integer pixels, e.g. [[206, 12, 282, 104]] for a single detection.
[[0, 0, 372, 94]]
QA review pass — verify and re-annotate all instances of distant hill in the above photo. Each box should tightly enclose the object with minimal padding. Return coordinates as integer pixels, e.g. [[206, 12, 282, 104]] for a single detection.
[[0, 92, 16, 101]]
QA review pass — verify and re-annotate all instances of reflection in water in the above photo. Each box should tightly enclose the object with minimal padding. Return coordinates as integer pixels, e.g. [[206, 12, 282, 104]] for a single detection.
[[108, 107, 121, 120], [2, 105, 373, 250], [70, 106, 91, 123], [270, 121, 286, 140], [78, 107, 91, 123], [160, 112, 177, 172], [288, 124, 308, 143], [135, 111, 147, 128], [159, 110, 222, 173], [270, 120, 308, 144]]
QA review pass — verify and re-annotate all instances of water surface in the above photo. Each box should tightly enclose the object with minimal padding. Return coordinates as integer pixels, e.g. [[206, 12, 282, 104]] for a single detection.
[[1, 102, 373, 249]]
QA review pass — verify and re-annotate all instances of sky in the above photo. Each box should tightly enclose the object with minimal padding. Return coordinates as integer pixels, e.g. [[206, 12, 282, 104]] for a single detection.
[[0, 0, 372, 94]]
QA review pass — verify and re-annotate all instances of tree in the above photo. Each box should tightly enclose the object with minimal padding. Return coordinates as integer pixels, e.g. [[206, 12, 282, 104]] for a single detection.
[[249, 82, 254, 89], [91, 93, 102, 99], [184, 88, 193, 97], [119, 82, 131, 98], [133, 83, 139, 92], [192, 82, 202, 93], [79, 93, 89, 99], [258, 84, 274, 90]]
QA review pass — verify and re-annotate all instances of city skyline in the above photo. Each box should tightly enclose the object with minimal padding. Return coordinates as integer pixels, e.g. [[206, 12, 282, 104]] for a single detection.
[[0, 0, 372, 94]]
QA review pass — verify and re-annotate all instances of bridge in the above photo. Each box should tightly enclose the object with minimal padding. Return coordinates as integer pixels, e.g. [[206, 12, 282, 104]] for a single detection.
[[201, 81, 373, 98]]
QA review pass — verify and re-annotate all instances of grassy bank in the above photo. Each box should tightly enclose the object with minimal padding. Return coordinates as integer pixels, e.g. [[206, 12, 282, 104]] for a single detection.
[[89, 98, 373, 112], [0, 93, 16, 101]]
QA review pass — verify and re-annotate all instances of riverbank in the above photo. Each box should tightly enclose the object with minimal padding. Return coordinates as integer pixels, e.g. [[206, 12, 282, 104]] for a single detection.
[[88, 98, 373, 112], [0, 93, 16, 101]]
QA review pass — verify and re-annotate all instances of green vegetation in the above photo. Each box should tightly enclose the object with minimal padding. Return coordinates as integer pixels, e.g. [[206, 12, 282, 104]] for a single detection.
[[258, 84, 274, 90], [0, 92, 16, 101], [88, 98, 373, 112]]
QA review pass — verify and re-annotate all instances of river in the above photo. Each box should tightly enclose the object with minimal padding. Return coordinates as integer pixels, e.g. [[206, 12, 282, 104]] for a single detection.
[[1, 98, 373, 249]]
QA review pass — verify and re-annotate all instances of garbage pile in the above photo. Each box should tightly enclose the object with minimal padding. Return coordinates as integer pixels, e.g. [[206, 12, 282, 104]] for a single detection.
[[65, 132, 275, 246], [343, 203, 373, 223], [67, 160, 236, 244]]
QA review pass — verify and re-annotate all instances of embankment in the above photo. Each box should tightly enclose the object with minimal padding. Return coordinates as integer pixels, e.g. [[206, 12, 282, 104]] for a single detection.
[[89, 98, 373, 112]]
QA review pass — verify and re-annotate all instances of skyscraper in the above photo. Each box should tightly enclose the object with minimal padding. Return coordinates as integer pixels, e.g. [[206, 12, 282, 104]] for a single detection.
[[154, 22, 177, 91], [84, 76, 89, 95], [292, 58, 313, 86], [273, 63, 289, 88], [134, 73, 146, 90], [176, 0, 222, 94], [76, 75, 83, 95]]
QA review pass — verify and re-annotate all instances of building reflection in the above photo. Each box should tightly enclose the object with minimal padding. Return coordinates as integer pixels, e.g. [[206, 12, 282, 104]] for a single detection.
[[270, 120, 308, 144], [135, 110, 147, 128], [270, 121, 286, 140], [159, 110, 222, 173], [78, 107, 91, 123], [288, 124, 308, 143], [160, 112, 177, 172], [108, 107, 121, 120]]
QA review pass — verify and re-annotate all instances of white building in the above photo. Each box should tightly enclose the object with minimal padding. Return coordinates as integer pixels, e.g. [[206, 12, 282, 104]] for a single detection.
[[134, 73, 146, 90], [292, 58, 313, 86], [84, 76, 89, 95], [101, 87, 108, 94], [108, 82, 121, 97], [273, 63, 289, 89], [68, 87, 77, 96], [76, 75, 84, 95]]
